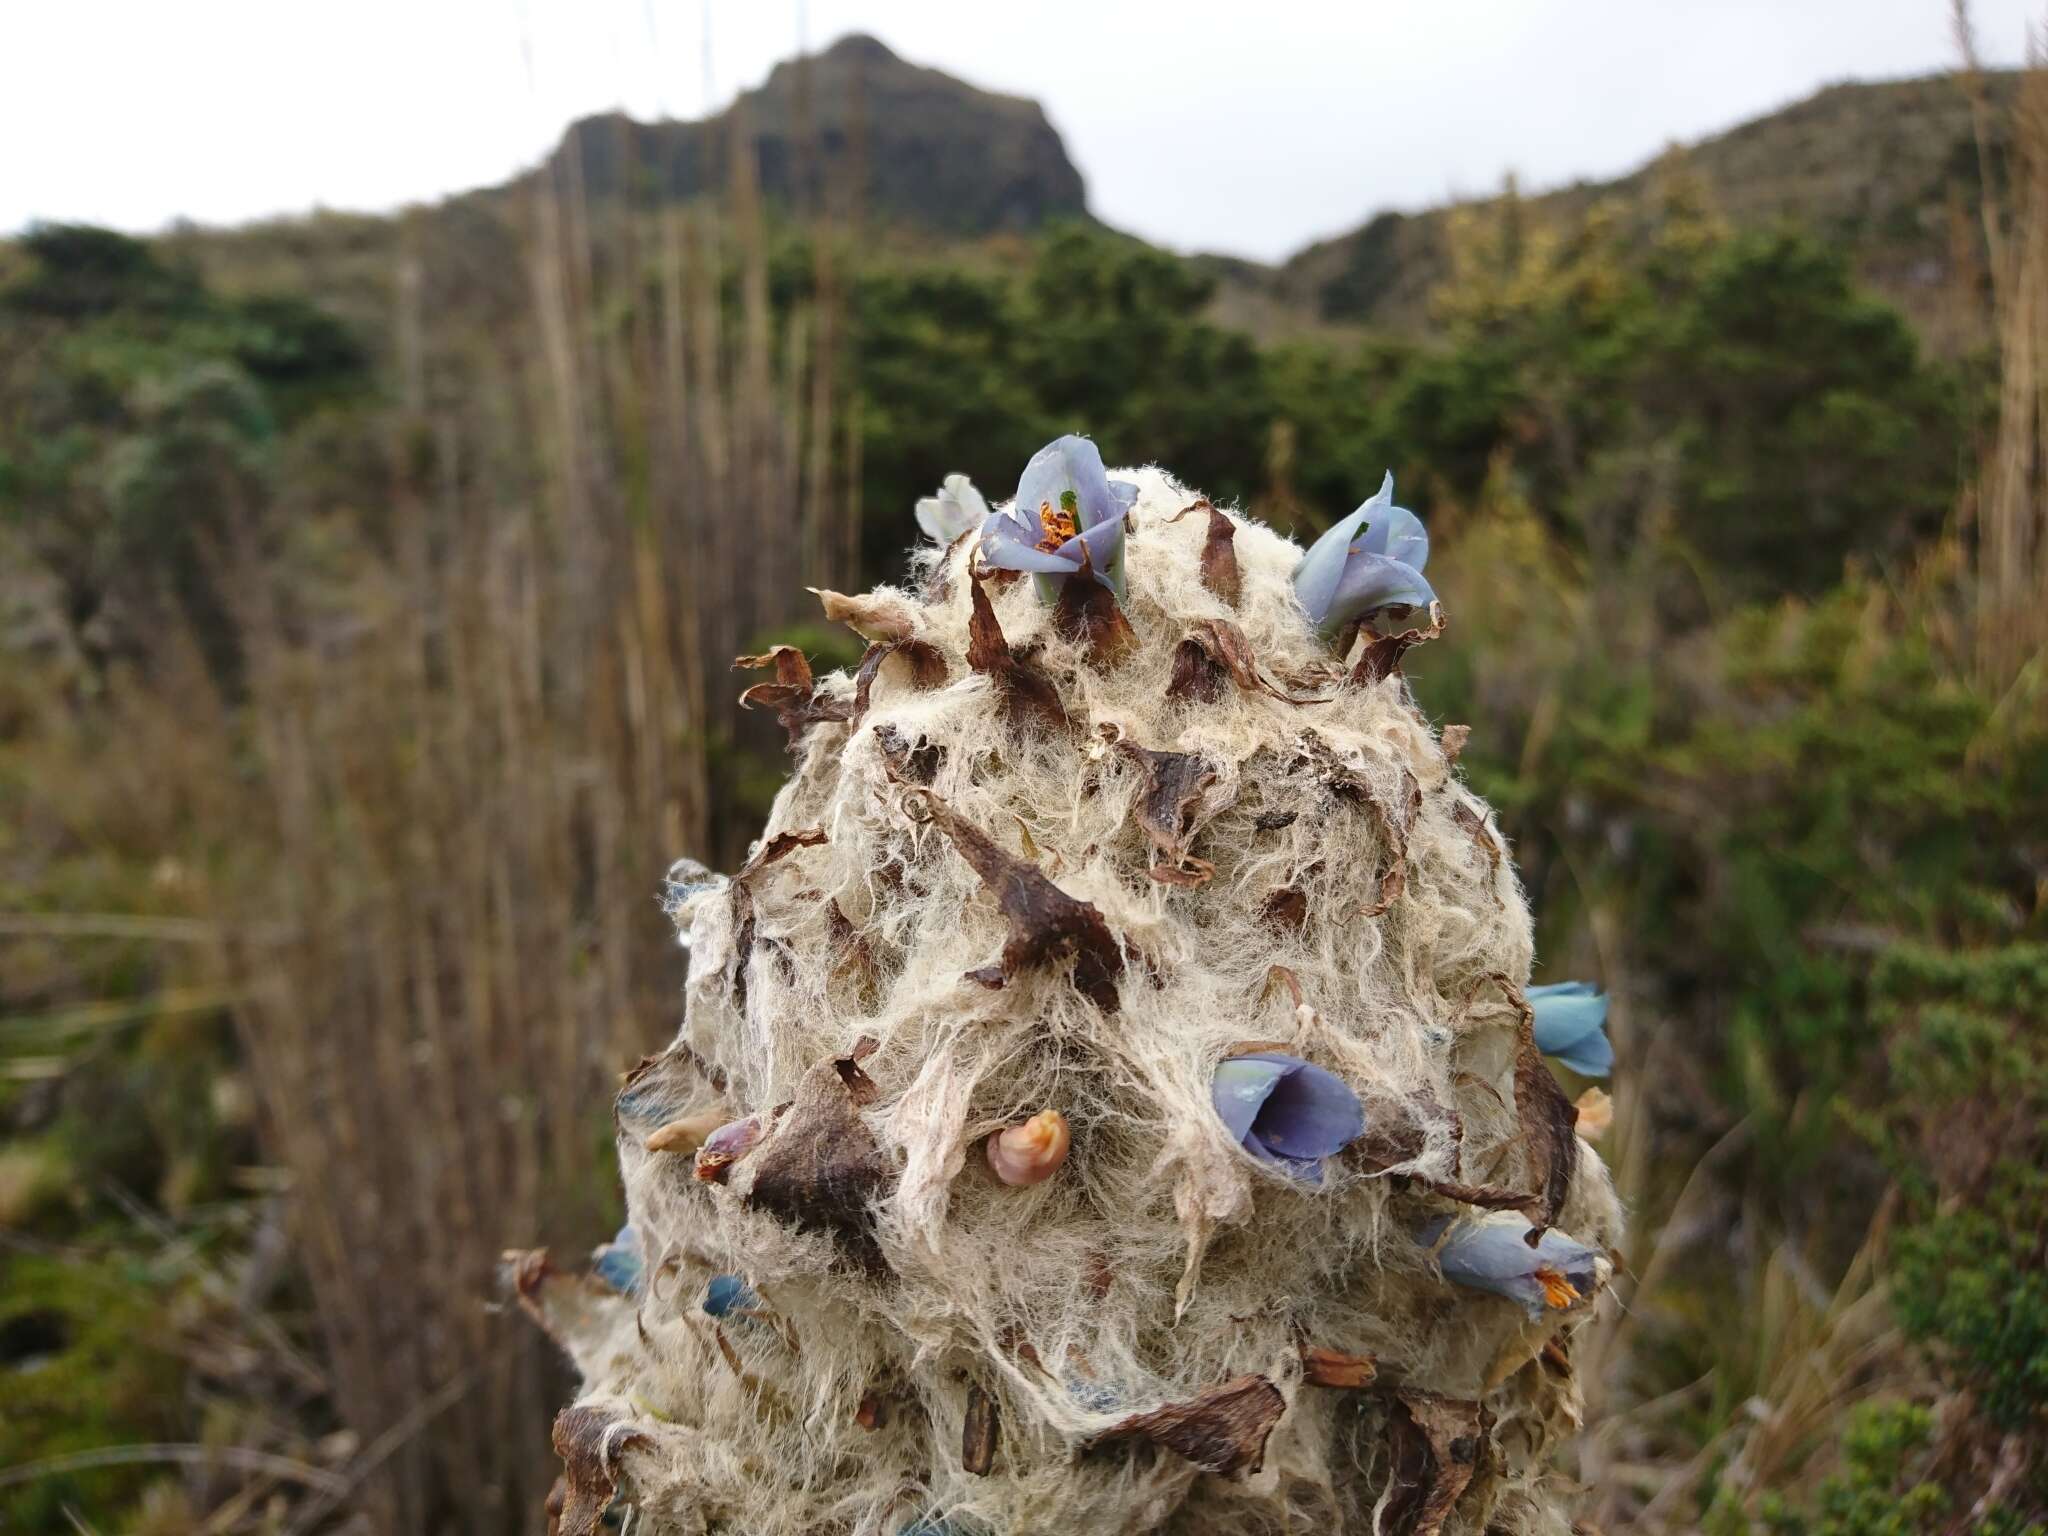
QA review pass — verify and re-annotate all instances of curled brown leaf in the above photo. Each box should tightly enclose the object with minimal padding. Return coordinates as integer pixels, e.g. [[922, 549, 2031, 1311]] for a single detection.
[[1170, 619, 1323, 705], [1110, 734, 1222, 883], [1349, 601, 1448, 686], [550, 1405, 649, 1536], [1382, 1392, 1484, 1536], [737, 827, 828, 883]]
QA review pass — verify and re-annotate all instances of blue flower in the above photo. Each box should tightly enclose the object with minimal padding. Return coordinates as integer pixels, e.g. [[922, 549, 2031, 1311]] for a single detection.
[[703, 1273, 756, 1319], [1211, 1051, 1365, 1183], [1293, 472, 1435, 636], [916, 473, 991, 544], [1529, 982, 1613, 1077], [592, 1224, 644, 1295], [1420, 1214, 1606, 1321], [977, 435, 1139, 603]]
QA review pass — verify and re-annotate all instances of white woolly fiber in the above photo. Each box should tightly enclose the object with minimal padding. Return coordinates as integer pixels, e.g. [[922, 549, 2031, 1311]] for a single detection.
[[517, 467, 1622, 1536]]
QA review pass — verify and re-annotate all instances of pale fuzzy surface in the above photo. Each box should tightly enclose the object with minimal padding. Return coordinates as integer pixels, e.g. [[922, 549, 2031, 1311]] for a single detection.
[[526, 467, 1625, 1536]]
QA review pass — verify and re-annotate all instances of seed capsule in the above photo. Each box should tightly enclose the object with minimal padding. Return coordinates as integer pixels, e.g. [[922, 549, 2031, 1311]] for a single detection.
[[646, 1109, 728, 1155], [693, 1115, 762, 1183], [985, 1110, 1070, 1186]]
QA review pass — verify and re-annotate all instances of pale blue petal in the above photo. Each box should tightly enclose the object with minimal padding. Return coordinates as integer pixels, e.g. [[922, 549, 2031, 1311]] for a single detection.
[[917, 473, 990, 544], [1015, 435, 1123, 533], [1530, 986, 1612, 1078], [915, 498, 955, 544], [1211, 1056, 1287, 1143], [946, 473, 990, 526], [1528, 981, 1600, 1000], [1238, 1054, 1366, 1158], [1294, 506, 1374, 627], [1422, 1216, 1604, 1321], [593, 1224, 644, 1294], [980, 506, 1078, 576], [1073, 510, 1129, 598], [1551, 1032, 1614, 1077], [1327, 554, 1436, 626], [1212, 1052, 1365, 1179], [1360, 503, 1429, 571]]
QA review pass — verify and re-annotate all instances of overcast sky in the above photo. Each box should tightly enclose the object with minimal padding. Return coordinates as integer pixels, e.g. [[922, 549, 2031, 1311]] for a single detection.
[[6, 1, 2040, 262]]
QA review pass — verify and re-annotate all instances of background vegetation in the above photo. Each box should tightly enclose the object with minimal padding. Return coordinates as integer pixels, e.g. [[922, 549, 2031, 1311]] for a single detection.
[[1, 23, 2043, 1536]]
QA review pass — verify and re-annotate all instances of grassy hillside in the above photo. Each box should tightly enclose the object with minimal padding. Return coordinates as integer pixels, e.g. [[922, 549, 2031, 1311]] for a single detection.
[[1259, 72, 2017, 355]]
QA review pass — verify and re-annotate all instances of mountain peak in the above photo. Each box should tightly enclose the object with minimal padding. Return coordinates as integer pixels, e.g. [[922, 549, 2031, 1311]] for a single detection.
[[548, 36, 1087, 237]]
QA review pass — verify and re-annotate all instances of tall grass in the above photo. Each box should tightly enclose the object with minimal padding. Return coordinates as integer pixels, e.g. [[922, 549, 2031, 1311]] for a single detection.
[[170, 108, 857, 1531], [1956, 0, 2048, 690]]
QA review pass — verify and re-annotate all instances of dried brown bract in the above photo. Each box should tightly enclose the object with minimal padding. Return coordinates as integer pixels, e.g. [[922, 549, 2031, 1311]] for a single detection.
[[921, 794, 1123, 1012], [1050, 543, 1138, 665], [965, 576, 1071, 731], [874, 722, 943, 785], [1086, 1375, 1286, 1479], [1167, 634, 1229, 704], [1505, 981, 1581, 1240], [1111, 734, 1223, 886], [1260, 885, 1309, 931], [1167, 498, 1243, 605], [811, 586, 917, 642], [738, 1039, 891, 1260]]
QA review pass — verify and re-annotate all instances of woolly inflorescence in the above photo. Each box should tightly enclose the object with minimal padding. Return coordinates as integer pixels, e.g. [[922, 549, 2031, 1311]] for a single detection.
[[514, 466, 1624, 1536]]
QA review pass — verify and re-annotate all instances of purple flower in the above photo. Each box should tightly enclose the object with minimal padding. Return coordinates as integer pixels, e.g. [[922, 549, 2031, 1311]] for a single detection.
[[1419, 1214, 1605, 1320], [1211, 1051, 1365, 1182], [1529, 982, 1613, 1077], [1293, 472, 1435, 636], [977, 435, 1139, 603], [915, 473, 990, 544]]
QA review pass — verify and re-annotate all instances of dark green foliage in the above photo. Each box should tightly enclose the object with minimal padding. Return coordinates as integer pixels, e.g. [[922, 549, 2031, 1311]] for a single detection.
[[0, 1251, 187, 1530], [851, 223, 1272, 574], [1715, 1399, 2043, 1536], [1870, 947, 2048, 1431], [0, 226, 367, 673], [4, 223, 203, 319], [1381, 225, 1959, 602]]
